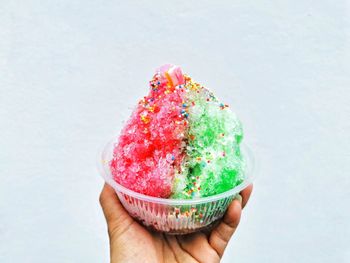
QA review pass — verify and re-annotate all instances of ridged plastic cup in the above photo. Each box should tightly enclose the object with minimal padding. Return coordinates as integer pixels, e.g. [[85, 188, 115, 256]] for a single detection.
[[98, 139, 255, 234]]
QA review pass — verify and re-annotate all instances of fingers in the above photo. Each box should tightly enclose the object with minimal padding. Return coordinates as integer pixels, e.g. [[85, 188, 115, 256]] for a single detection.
[[209, 198, 242, 257], [241, 184, 253, 209], [99, 183, 123, 222], [99, 183, 133, 236], [208, 184, 253, 257]]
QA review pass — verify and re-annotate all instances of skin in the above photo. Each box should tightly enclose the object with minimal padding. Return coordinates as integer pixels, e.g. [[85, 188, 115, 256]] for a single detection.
[[100, 183, 253, 263]]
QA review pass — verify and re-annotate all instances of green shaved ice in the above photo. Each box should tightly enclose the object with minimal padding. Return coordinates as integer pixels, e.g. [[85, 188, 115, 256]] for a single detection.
[[171, 85, 245, 199]]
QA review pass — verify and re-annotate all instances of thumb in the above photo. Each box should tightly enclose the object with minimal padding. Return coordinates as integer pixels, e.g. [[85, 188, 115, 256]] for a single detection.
[[99, 183, 133, 235]]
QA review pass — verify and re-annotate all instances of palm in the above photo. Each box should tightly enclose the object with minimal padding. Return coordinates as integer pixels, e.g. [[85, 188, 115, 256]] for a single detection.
[[100, 184, 253, 263], [109, 220, 220, 262]]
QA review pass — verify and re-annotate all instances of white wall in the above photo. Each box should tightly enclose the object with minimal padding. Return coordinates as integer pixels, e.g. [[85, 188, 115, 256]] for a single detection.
[[1, 1, 349, 262]]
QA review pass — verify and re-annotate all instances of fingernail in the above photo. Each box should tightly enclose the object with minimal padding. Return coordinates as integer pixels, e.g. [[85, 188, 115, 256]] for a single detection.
[[234, 194, 242, 205]]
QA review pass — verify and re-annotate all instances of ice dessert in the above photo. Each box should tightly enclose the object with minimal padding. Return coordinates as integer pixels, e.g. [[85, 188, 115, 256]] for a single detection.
[[110, 64, 245, 199]]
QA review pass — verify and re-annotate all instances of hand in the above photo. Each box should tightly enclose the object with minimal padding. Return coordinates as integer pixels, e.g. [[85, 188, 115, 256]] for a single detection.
[[100, 183, 253, 263]]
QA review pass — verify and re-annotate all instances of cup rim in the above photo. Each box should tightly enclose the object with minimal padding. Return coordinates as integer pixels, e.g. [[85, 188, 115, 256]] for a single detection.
[[98, 138, 255, 205]]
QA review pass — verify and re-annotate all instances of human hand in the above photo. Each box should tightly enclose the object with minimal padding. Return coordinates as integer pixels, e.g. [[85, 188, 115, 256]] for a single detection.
[[100, 183, 253, 263]]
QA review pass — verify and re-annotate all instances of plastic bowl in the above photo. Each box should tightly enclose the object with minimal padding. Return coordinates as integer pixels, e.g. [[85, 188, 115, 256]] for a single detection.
[[98, 139, 255, 234]]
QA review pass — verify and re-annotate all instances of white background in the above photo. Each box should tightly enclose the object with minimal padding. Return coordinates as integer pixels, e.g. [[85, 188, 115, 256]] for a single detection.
[[1, 1, 349, 262]]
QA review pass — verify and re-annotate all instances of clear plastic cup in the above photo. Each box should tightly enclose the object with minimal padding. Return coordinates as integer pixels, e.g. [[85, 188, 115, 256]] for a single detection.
[[98, 139, 255, 234]]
